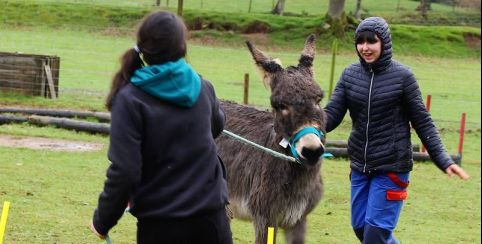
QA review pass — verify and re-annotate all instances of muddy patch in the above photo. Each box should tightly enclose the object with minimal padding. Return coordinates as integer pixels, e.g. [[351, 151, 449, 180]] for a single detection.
[[0, 134, 103, 152]]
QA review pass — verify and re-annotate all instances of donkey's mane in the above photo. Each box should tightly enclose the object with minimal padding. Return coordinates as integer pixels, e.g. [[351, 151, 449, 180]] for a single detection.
[[220, 100, 277, 147]]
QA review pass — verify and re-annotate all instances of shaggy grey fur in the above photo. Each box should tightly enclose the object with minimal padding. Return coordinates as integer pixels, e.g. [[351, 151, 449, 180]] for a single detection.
[[216, 35, 326, 244]]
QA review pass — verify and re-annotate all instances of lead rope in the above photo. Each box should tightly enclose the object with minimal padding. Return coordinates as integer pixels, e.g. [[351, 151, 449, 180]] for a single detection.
[[104, 234, 112, 244], [222, 130, 297, 163], [222, 128, 333, 164], [104, 129, 318, 244]]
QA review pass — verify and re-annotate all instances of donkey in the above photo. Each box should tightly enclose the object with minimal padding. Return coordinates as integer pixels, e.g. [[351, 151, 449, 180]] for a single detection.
[[216, 34, 326, 244]]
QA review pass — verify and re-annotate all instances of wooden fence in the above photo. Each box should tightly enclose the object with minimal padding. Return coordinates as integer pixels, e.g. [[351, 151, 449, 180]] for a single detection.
[[0, 52, 60, 98]]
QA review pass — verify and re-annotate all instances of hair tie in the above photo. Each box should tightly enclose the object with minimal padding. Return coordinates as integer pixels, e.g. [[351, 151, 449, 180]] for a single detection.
[[133, 45, 146, 67], [133, 45, 141, 54]]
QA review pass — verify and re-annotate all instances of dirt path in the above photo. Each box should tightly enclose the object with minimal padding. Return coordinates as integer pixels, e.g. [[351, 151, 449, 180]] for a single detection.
[[0, 134, 103, 152]]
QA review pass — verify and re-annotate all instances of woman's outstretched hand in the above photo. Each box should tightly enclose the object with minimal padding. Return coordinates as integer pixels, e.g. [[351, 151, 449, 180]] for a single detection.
[[445, 164, 470, 180]]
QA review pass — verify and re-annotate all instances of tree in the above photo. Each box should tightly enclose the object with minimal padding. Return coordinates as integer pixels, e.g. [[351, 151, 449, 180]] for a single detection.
[[354, 0, 362, 19], [416, 0, 431, 20], [326, 0, 347, 38], [272, 0, 286, 15], [178, 0, 183, 16]]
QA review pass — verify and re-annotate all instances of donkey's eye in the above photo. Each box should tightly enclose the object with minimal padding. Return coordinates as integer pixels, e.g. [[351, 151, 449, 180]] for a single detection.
[[315, 97, 322, 105], [275, 103, 288, 111]]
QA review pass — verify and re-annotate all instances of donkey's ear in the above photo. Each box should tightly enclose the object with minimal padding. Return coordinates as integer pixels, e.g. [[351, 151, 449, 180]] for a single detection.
[[246, 41, 283, 88], [298, 34, 316, 73]]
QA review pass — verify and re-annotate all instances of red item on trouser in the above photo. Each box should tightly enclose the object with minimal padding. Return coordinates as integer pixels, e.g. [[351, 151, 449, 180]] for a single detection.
[[387, 172, 409, 188], [386, 172, 409, 201], [386, 189, 407, 201]]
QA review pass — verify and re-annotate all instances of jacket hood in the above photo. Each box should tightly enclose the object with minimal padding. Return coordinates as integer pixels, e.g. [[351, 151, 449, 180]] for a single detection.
[[355, 17, 392, 72], [130, 58, 201, 107]]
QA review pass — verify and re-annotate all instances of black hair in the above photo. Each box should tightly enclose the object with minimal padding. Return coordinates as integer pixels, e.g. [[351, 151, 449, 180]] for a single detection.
[[355, 31, 379, 44], [105, 11, 187, 110], [136, 11, 187, 65]]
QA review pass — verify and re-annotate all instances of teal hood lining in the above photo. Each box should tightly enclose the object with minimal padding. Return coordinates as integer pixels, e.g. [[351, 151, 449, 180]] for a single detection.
[[130, 58, 201, 107]]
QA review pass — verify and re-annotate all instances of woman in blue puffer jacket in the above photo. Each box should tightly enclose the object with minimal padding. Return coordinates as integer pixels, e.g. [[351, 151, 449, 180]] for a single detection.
[[324, 16, 469, 243]]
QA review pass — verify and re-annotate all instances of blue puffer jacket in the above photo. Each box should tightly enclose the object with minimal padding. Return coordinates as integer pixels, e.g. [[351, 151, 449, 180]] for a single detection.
[[324, 17, 453, 174]]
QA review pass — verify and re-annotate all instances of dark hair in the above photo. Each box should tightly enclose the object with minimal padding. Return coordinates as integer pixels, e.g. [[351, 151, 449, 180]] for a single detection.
[[105, 11, 188, 110], [355, 31, 379, 44]]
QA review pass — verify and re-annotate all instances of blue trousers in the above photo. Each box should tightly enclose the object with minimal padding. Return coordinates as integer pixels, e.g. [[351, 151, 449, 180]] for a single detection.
[[350, 170, 410, 244]]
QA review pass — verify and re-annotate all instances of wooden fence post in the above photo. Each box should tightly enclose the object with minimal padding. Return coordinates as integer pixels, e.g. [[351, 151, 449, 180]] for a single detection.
[[328, 39, 338, 99], [243, 73, 249, 105], [40, 60, 46, 97], [177, 0, 183, 16], [43, 63, 57, 99]]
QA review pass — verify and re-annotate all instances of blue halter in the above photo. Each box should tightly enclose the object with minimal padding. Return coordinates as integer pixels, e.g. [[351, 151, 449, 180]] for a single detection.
[[288, 127, 333, 163]]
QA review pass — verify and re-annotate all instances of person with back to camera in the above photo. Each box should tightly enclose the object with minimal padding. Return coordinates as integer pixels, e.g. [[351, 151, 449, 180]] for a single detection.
[[323, 16, 469, 244], [89, 11, 232, 244]]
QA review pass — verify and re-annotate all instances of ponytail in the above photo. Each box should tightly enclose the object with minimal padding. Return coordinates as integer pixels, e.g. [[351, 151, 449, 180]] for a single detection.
[[106, 11, 188, 110], [105, 48, 143, 110]]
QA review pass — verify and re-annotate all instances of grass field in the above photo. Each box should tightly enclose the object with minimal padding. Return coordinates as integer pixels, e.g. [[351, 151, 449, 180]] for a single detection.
[[0, 125, 480, 243], [0, 26, 480, 127], [0, 1, 480, 243]]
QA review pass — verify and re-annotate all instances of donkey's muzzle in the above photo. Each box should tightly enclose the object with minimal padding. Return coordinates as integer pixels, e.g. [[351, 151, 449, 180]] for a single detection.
[[301, 146, 324, 165]]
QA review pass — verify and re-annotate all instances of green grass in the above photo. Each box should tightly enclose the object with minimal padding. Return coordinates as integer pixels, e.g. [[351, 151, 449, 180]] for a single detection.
[[0, 127, 479, 243], [0, 36, 480, 244], [0, 139, 113, 243], [0, 0, 480, 58], [1, 26, 479, 128]]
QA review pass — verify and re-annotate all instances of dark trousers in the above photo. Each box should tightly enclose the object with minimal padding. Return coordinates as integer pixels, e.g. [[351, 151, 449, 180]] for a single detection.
[[137, 208, 233, 244]]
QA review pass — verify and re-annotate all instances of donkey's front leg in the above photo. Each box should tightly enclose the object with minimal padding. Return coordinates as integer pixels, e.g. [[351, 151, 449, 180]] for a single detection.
[[285, 216, 307, 244], [254, 218, 278, 244]]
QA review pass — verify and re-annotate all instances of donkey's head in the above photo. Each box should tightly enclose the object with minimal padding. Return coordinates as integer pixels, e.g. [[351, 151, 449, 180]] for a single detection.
[[246, 34, 326, 165]]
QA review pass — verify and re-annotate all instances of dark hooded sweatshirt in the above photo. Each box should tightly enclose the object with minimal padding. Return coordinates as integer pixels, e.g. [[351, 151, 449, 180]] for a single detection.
[[324, 17, 454, 174], [93, 58, 228, 235]]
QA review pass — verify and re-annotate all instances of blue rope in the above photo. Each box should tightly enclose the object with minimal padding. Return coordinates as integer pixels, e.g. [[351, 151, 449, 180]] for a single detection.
[[105, 234, 112, 244], [222, 129, 333, 164], [222, 130, 297, 162]]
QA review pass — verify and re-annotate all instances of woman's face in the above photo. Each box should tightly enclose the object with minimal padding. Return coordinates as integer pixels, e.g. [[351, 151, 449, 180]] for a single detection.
[[357, 35, 382, 64]]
